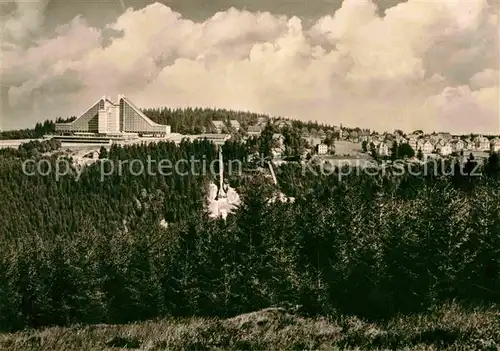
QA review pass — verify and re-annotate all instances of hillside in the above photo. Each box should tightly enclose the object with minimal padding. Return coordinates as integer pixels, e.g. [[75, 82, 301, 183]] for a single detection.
[[1, 305, 498, 350], [0, 134, 499, 350]]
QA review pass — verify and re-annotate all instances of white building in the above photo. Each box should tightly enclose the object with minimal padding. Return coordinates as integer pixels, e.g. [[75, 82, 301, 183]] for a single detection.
[[317, 144, 328, 155], [422, 140, 435, 154], [55, 95, 170, 136], [491, 138, 500, 153], [450, 139, 465, 153], [377, 142, 389, 156], [438, 143, 452, 156], [474, 136, 490, 151], [273, 133, 285, 148], [463, 139, 474, 150]]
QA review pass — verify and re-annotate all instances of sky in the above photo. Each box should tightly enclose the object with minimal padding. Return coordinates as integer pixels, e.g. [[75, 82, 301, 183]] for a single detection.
[[1, 0, 499, 134]]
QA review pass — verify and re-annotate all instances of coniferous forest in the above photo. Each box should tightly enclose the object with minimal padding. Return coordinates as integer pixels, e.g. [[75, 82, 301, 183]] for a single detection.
[[0, 130, 500, 338]]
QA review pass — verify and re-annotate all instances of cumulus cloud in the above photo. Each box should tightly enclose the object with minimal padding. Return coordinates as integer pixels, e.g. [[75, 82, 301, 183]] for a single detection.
[[429, 86, 499, 135], [470, 69, 498, 89], [1, 0, 50, 45], [1, 0, 499, 134]]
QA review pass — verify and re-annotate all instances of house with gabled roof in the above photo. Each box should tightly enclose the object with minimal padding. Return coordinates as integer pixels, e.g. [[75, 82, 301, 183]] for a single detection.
[[438, 132, 452, 141], [230, 120, 240, 131], [490, 137, 500, 153], [211, 120, 227, 133], [272, 133, 285, 148], [247, 125, 262, 137], [408, 137, 418, 151], [376, 141, 390, 156], [474, 135, 490, 151], [275, 120, 293, 130], [421, 140, 435, 154], [450, 139, 465, 153], [436, 139, 447, 148], [436, 141, 452, 156], [460, 137, 473, 150], [257, 117, 268, 126]]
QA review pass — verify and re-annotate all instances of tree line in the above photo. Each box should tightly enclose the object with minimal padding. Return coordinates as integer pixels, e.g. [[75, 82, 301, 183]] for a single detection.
[[0, 118, 76, 140]]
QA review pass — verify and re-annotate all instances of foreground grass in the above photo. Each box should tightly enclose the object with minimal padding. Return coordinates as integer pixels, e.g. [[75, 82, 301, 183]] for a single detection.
[[1, 304, 499, 350]]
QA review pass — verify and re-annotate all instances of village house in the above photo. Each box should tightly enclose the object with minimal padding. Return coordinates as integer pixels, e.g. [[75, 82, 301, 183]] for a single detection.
[[429, 134, 441, 143], [257, 117, 268, 126], [305, 137, 322, 149], [474, 135, 490, 151], [491, 138, 500, 153], [408, 137, 418, 151], [416, 138, 426, 151], [358, 130, 369, 141], [271, 148, 283, 158], [349, 130, 359, 142], [272, 133, 285, 148], [376, 141, 390, 156], [450, 139, 465, 153], [84, 150, 100, 159], [211, 120, 226, 133], [436, 139, 446, 148], [270, 133, 286, 158], [462, 138, 474, 151], [230, 120, 240, 131], [247, 125, 262, 137], [422, 140, 435, 154], [437, 142, 452, 156], [317, 144, 328, 155], [462, 139, 471, 150], [275, 120, 293, 130], [437, 132, 453, 141]]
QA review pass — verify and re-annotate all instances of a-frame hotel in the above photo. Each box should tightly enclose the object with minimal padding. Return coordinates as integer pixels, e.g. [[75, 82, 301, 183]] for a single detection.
[[55, 95, 170, 136]]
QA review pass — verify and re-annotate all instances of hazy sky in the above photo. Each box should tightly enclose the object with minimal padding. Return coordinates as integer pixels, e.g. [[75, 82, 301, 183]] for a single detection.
[[1, 0, 499, 134]]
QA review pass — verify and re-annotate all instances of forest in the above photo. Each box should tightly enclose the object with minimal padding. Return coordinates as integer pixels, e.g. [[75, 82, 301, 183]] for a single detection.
[[1, 107, 347, 139], [0, 131, 499, 333], [0, 118, 76, 140]]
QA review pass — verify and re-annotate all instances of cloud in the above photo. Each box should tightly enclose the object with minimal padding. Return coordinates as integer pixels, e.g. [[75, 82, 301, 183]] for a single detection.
[[470, 69, 498, 89], [1, 0, 51, 46], [1, 0, 498, 134], [429, 85, 499, 135]]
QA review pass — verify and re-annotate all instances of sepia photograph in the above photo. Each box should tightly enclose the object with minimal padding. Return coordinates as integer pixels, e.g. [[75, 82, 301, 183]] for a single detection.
[[0, 0, 499, 349]]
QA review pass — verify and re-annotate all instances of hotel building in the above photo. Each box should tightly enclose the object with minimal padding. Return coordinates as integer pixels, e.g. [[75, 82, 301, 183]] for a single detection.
[[55, 95, 170, 136]]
